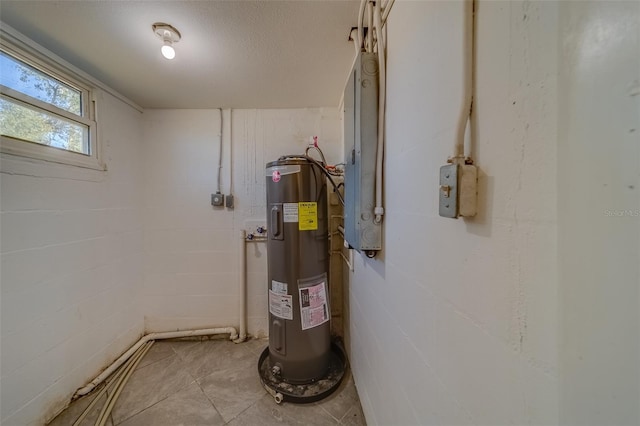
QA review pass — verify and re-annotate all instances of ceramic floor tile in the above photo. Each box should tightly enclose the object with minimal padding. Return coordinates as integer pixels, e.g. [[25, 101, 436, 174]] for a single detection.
[[340, 403, 366, 426], [177, 339, 255, 381], [110, 353, 194, 424], [228, 393, 338, 426], [243, 337, 269, 356], [271, 398, 340, 426], [225, 394, 297, 426], [168, 339, 203, 354], [46, 339, 366, 426], [47, 391, 113, 426], [135, 341, 176, 370], [198, 356, 266, 423], [117, 381, 224, 426], [316, 373, 359, 422]]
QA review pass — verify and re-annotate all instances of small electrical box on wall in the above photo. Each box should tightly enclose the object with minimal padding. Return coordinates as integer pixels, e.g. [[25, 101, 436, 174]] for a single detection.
[[211, 192, 224, 207], [439, 163, 477, 218], [342, 52, 381, 257], [439, 164, 459, 218]]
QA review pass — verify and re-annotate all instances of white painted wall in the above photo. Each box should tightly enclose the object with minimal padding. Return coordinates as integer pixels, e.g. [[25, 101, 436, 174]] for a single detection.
[[141, 109, 237, 332], [557, 1, 640, 425], [0, 91, 145, 425], [3, 2, 636, 425], [346, 1, 639, 425], [347, 1, 559, 424], [141, 108, 342, 337]]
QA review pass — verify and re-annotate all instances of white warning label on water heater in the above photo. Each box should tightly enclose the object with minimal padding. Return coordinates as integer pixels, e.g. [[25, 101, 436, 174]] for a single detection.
[[269, 290, 293, 320], [271, 280, 288, 295], [283, 203, 299, 223], [298, 281, 329, 330]]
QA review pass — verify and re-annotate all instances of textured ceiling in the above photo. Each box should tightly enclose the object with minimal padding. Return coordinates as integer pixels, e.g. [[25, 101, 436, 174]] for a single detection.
[[0, 1, 360, 109]]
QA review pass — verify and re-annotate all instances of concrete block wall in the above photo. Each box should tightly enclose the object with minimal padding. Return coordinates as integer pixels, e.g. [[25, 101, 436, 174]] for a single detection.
[[141, 109, 237, 332], [0, 101, 342, 424], [141, 108, 342, 337], [346, 1, 639, 425], [557, 1, 640, 424], [0, 91, 145, 425], [3, 2, 637, 425], [345, 1, 559, 425]]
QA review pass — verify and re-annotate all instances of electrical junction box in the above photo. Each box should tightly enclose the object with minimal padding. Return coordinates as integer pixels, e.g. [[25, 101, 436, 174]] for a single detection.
[[439, 163, 478, 218], [225, 194, 234, 208], [439, 164, 458, 218], [211, 192, 224, 207], [342, 52, 381, 254], [459, 164, 477, 217]]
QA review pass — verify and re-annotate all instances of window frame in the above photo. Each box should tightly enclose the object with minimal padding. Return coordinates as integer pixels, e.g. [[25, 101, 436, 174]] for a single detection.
[[0, 34, 104, 171]]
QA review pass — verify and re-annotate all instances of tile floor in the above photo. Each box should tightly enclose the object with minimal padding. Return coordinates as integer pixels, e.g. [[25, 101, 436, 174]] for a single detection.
[[48, 337, 366, 426]]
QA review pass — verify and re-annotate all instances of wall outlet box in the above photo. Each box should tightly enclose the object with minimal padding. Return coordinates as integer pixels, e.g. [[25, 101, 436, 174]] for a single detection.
[[225, 194, 234, 208], [211, 192, 224, 206], [459, 164, 477, 217]]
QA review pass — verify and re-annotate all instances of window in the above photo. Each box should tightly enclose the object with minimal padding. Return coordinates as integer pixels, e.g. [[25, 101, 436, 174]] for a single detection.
[[0, 35, 103, 170]]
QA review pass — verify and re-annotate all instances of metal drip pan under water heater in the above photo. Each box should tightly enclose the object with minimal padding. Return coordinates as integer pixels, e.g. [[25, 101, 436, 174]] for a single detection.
[[258, 157, 346, 404]]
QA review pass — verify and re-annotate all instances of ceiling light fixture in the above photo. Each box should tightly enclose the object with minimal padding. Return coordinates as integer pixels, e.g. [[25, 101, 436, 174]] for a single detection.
[[152, 23, 181, 60]]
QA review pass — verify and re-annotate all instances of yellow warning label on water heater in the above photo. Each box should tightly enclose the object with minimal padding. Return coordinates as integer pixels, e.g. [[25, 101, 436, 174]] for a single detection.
[[298, 202, 318, 231]]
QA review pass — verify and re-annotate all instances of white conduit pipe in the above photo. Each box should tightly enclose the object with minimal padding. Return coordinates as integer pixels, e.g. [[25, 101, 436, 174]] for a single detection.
[[453, 0, 474, 163], [74, 326, 238, 398], [373, 0, 386, 224], [234, 230, 248, 343], [72, 343, 147, 426], [357, 0, 367, 52], [95, 341, 154, 426], [381, 0, 396, 27], [350, 29, 360, 56], [227, 109, 234, 195], [217, 108, 224, 193], [367, 1, 374, 52]]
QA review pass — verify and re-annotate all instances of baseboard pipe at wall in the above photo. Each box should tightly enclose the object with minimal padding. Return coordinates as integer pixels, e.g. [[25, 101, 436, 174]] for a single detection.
[[73, 326, 239, 399], [74, 231, 257, 398], [72, 341, 153, 425]]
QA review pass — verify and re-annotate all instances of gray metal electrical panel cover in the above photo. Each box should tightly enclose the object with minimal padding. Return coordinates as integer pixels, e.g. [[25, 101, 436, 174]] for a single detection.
[[343, 52, 382, 252]]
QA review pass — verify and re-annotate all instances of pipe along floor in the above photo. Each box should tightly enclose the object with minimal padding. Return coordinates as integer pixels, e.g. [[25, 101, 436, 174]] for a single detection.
[[48, 338, 365, 425]]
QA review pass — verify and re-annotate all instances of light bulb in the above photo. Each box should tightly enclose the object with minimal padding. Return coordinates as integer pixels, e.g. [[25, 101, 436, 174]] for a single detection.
[[153, 24, 180, 60], [161, 43, 175, 60]]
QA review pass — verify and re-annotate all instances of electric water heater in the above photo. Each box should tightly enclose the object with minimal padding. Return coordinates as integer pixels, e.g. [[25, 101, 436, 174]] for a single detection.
[[265, 158, 330, 383]]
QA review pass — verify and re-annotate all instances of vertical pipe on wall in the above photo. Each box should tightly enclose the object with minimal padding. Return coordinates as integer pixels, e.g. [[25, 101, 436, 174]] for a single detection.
[[357, 0, 367, 51], [381, 0, 396, 26], [218, 108, 224, 192], [367, 1, 374, 52], [453, 0, 474, 163], [373, 0, 386, 224], [235, 230, 247, 343], [227, 109, 234, 195]]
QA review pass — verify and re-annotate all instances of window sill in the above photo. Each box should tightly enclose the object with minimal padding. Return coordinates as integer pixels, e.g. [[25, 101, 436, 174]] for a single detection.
[[1, 135, 106, 172]]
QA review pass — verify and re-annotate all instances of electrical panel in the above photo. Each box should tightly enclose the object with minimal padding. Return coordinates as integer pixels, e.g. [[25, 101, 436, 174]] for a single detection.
[[343, 52, 381, 255]]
